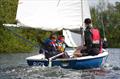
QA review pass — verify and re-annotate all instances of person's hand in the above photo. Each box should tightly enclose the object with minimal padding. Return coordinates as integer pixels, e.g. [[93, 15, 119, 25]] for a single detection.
[[80, 27, 84, 35]]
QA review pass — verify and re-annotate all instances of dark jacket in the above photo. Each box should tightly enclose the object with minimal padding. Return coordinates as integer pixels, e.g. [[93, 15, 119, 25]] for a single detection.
[[84, 26, 92, 48], [83, 26, 101, 55]]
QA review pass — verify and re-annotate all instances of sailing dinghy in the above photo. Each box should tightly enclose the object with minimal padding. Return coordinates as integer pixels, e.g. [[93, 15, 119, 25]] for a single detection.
[[15, 0, 108, 69]]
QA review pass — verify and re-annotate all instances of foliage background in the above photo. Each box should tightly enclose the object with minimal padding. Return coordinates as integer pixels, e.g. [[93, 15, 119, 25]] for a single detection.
[[90, 1, 120, 48], [0, 0, 120, 53]]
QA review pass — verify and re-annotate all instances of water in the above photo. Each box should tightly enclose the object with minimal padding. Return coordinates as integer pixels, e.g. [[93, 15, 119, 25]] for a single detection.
[[0, 48, 120, 79]]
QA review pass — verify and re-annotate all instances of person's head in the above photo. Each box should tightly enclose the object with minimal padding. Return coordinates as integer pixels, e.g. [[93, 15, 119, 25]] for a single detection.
[[50, 34, 57, 42], [84, 18, 91, 25], [58, 35, 65, 43]]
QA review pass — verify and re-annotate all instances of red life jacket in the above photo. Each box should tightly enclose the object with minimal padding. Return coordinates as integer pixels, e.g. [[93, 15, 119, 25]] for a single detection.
[[49, 41, 56, 47], [90, 28, 100, 44]]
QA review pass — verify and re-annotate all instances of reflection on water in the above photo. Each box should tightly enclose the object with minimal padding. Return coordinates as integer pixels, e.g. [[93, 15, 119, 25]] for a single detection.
[[0, 48, 120, 79]]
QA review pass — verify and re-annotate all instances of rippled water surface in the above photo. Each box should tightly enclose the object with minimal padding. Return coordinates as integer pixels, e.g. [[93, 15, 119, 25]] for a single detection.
[[0, 48, 120, 79]]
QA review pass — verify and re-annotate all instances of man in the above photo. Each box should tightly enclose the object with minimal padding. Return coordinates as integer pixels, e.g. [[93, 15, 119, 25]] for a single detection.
[[81, 18, 101, 56], [44, 34, 58, 58]]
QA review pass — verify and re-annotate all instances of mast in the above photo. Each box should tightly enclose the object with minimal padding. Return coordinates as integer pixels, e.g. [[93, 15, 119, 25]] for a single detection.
[[81, 0, 83, 27], [80, 0, 84, 46]]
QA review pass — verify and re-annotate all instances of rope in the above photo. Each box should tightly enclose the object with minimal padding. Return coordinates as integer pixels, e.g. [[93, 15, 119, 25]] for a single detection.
[[5, 27, 40, 48], [57, 0, 61, 6], [101, 17, 106, 40], [97, 0, 107, 41]]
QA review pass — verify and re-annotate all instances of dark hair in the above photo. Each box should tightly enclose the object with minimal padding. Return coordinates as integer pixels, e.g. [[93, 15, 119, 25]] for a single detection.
[[84, 18, 91, 24], [58, 35, 64, 40], [50, 34, 57, 39]]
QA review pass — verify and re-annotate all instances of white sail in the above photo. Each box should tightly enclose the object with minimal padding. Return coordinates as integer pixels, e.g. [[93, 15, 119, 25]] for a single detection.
[[16, 0, 91, 31], [63, 30, 82, 47], [15, 0, 91, 47]]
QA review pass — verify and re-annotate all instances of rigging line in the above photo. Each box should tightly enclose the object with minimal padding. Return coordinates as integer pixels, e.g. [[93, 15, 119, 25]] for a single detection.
[[5, 27, 40, 48], [100, 2, 106, 40], [97, 0, 107, 40], [101, 16, 106, 39], [57, 0, 61, 6]]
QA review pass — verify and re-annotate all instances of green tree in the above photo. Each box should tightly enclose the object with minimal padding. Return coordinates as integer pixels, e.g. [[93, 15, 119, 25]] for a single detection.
[[0, 0, 18, 24], [90, 1, 120, 47]]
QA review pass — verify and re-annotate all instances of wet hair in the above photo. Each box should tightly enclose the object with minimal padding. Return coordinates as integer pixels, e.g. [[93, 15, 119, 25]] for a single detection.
[[84, 18, 91, 24]]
